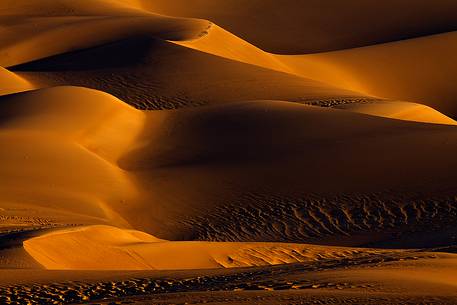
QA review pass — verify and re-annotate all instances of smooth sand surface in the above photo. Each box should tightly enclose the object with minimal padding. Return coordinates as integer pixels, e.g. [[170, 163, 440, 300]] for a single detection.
[[0, 67, 34, 95], [1, 1, 457, 304], [278, 32, 457, 118]]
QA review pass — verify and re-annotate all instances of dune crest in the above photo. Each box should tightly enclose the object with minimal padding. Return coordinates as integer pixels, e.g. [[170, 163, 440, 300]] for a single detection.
[[173, 23, 291, 74]]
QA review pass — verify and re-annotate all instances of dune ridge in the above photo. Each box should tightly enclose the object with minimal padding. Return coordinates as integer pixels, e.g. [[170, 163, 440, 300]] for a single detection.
[[23, 225, 409, 270]]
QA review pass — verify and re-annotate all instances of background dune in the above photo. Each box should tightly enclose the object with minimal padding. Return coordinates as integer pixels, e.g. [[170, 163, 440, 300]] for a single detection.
[[0, 0, 209, 67], [7, 3, 455, 122], [12, 36, 363, 110], [137, 0, 457, 54]]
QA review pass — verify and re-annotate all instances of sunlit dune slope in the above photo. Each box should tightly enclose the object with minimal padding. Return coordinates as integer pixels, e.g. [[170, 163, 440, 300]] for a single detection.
[[3, 87, 457, 248], [13, 36, 363, 110], [0, 0, 209, 67], [137, 0, 457, 54], [0, 67, 34, 95], [0, 86, 144, 227], [279, 31, 457, 118], [23, 225, 403, 270], [173, 23, 290, 73], [334, 101, 457, 126]]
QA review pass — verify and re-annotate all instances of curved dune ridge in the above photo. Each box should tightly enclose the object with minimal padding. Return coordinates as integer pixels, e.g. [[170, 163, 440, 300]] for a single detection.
[[23, 225, 403, 270], [0, 0, 210, 67], [0, 0, 456, 276]]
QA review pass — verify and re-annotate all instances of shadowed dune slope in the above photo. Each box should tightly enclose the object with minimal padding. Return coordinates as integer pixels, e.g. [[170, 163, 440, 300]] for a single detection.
[[117, 100, 457, 247], [3, 87, 457, 248], [279, 32, 457, 118], [136, 0, 457, 54]]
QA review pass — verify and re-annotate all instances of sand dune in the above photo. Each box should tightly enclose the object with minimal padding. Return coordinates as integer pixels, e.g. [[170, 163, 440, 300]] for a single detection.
[[23, 225, 405, 270], [0, 86, 143, 230], [173, 23, 290, 73], [279, 31, 457, 118], [7, 7, 454, 122], [118, 100, 457, 246], [13, 36, 363, 110], [0, 0, 209, 67], [1, 2, 457, 304], [2, 87, 457, 249]]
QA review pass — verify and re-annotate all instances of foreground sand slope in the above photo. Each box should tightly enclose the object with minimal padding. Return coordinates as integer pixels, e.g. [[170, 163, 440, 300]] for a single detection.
[[2, 251, 457, 304]]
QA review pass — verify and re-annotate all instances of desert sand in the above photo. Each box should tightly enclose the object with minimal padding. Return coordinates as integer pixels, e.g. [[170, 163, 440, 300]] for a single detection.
[[1, 1, 457, 304]]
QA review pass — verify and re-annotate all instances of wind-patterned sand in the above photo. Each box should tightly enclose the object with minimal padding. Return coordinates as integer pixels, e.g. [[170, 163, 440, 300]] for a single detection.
[[1, 1, 457, 304]]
